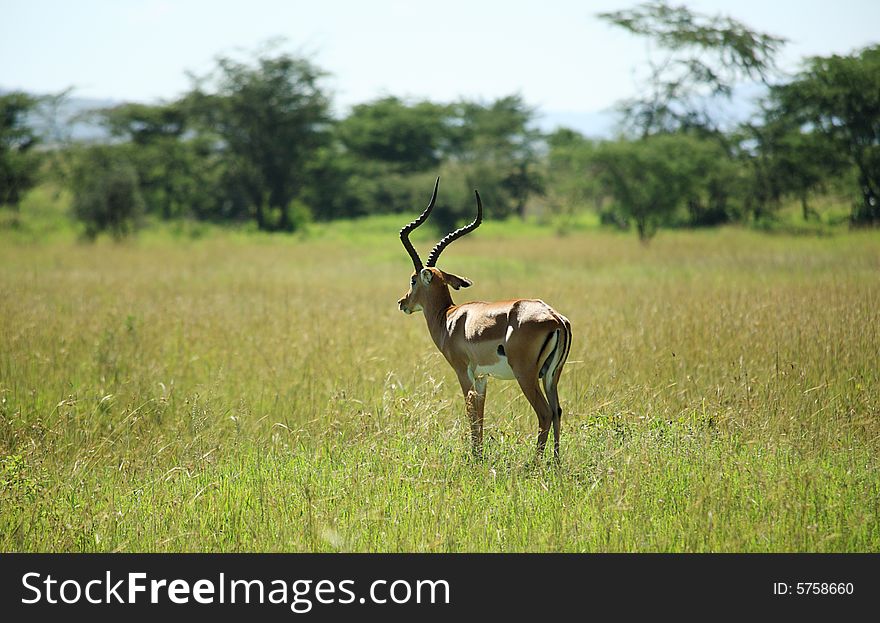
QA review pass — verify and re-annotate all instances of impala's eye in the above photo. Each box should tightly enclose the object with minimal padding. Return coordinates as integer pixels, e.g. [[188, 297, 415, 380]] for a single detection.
[[410, 275, 416, 286]]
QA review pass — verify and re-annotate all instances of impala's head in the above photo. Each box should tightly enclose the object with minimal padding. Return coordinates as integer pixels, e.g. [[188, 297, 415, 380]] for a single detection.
[[398, 267, 473, 314], [397, 178, 482, 315]]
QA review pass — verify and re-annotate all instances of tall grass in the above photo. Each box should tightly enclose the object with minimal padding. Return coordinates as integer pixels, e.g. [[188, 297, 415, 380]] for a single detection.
[[1, 223, 878, 551]]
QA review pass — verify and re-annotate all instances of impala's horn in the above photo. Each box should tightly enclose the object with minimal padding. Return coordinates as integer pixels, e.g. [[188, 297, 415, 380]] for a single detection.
[[425, 190, 483, 268], [399, 177, 440, 272]]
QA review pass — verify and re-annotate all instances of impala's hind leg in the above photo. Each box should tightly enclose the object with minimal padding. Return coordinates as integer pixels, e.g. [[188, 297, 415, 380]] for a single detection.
[[512, 372, 554, 461], [544, 376, 563, 460], [507, 331, 556, 462], [543, 360, 568, 460]]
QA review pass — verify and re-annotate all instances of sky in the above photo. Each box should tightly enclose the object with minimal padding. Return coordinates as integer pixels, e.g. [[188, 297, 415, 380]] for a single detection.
[[2, 0, 878, 124]]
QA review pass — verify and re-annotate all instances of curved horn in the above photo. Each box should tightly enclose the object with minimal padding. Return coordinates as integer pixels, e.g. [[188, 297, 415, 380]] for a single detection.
[[400, 177, 440, 271], [425, 190, 483, 268]]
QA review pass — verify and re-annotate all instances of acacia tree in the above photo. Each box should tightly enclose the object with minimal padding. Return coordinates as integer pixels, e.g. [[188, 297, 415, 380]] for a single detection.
[[769, 45, 880, 225], [100, 102, 194, 220], [338, 97, 448, 172], [598, 1, 785, 137], [593, 2, 786, 238], [326, 97, 452, 221], [445, 95, 544, 223], [739, 113, 843, 221], [187, 51, 331, 231], [593, 132, 740, 241], [592, 134, 683, 241]]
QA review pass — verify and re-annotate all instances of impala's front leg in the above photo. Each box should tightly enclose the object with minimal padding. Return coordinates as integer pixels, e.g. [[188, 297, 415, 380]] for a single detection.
[[458, 371, 487, 459]]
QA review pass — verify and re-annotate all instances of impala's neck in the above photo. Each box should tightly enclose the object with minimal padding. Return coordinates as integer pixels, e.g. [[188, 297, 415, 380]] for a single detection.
[[422, 283, 455, 350]]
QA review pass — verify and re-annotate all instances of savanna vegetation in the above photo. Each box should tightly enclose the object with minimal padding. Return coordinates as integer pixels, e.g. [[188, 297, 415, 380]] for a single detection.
[[1, 221, 878, 551], [2, 3, 878, 242], [1, 2, 878, 552]]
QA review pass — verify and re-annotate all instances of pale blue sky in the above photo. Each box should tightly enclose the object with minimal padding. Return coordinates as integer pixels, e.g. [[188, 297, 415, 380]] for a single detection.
[[2, 0, 878, 117]]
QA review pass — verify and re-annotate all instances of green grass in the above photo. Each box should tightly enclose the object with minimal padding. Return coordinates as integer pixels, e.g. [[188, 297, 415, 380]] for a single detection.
[[1, 218, 878, 551]]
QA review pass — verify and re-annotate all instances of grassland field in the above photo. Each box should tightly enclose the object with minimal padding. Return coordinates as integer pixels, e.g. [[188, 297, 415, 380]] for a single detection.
[[1, 212, 879, 552]]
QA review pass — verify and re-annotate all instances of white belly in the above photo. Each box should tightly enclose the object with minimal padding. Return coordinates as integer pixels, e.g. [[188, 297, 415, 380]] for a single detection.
[[474, 357, 516, 380]]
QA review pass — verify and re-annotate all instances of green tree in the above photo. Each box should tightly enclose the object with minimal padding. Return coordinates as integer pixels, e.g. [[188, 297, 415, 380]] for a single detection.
[[327, 94, 545, 229], [338, 97, 448, 172], [0, 92, 41, 211], [592, 133, 728, 241], [100, 102, 201, 220], [598, 1, 785, 137], [102, 102, 186, 145], [70, 146, 144, 240], [187, 51, 331, 231], [676, 133, 741, 226], [444, 95, 544, 223], [769, 45, 880, 225], [544, 129, 601, 226], [323, 97, 453, 221], [739, 114, 842, 221]]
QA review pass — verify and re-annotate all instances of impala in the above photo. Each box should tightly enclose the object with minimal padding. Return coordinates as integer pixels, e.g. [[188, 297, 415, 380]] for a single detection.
[[397, 178, 572, 460]]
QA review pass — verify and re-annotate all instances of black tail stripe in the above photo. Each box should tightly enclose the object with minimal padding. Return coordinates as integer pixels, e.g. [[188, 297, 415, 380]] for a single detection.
[[537, 331, 554, 366]]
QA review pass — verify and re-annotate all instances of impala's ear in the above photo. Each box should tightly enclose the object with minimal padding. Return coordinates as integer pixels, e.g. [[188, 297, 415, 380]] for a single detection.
[[441, 270, 473, 290], [419, 267, 434, 286]]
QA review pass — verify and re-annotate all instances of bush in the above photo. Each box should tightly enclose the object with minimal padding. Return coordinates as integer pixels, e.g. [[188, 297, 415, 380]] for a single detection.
[[70, 147, 144, 240]]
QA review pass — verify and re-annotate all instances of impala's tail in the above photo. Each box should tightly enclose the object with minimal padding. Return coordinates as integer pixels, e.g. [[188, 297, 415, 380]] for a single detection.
[[541, 314, 571, 421]]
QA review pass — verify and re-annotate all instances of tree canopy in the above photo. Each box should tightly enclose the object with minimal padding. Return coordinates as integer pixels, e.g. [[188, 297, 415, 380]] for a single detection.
[[5, 17, 877, 242], [769, 45, 880, 224], [0, 92, 42, 210], [598, 1, 785, 136], [187, 52, 332, 231]]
